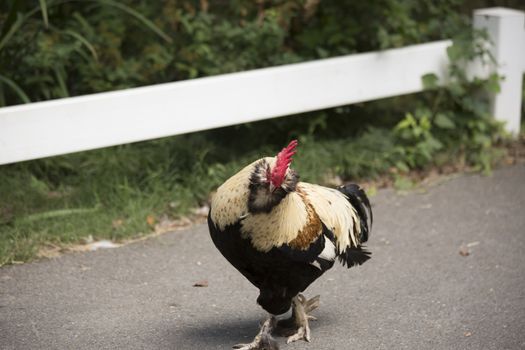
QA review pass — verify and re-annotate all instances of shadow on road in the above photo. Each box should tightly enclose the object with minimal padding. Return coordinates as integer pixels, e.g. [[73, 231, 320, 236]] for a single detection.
[[172, 310, 336, 348], [173, 316, 260, 346]]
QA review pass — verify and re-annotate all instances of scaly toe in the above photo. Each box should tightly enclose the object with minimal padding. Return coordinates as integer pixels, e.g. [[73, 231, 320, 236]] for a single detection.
[[286, 324, 311, 344], [233, 334, 279, 350], [233, 317, 279, 350], [275, 294, 319, 343]]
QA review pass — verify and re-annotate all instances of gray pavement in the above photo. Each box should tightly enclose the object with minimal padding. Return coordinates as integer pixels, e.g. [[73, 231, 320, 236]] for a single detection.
[[1, 164, 524, 350]]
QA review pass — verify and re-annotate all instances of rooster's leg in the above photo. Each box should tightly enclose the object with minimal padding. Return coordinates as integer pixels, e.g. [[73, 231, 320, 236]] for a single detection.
[[233, 316, 279, 350], [275, 294, 320, 343]]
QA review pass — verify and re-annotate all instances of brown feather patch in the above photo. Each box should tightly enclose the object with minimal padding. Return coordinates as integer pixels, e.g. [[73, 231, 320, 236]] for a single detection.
[[288, 191, 322, 250]]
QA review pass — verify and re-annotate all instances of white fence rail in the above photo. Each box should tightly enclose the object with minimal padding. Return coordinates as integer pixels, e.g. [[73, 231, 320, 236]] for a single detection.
[[0, 7, 523, 166]]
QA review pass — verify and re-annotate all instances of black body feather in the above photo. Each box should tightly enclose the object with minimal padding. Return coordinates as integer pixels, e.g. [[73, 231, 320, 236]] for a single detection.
[[208, 216, 332, 315], [336, 184, 373, 267], [337, 184, 373, 243], [337, 246, 372, 268]]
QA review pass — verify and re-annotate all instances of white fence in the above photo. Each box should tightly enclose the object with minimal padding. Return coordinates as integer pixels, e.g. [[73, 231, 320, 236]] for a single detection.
[[0, 7, 523, 166]]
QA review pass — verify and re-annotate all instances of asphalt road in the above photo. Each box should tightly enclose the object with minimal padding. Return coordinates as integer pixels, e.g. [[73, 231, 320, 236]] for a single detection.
[[1, 165, 524, 350]]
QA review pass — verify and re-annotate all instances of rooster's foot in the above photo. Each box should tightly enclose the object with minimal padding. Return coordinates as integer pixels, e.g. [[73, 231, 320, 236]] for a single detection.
[[275, 294, 320, 343], [233, 317, 279, 350]]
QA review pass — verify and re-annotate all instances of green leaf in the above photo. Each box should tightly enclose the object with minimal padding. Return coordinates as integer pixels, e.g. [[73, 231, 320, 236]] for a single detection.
[[395, 161, 409, 173], [61, 29, 99, 61], [473, 133, 491, 148], [0, 13, 24, 52], [0, 0, 22, 43], [395, 113, 416, 131], [446, 44, 462, 61], [486, 73, 501, 94], [93, 0, 172, 43], [0, 74, 30, 103], [0, 2, 44, 52], [418, 145, 433, 161], [53, 66, 69, 98], [39, 0, 49, 28], [426, 135, 443, 150], [29, 175, 50, 194], [420, 115, 431, 131], [434, 113, 455, 129], [448, 83, 465, 97], [422, 73, 439, 90]]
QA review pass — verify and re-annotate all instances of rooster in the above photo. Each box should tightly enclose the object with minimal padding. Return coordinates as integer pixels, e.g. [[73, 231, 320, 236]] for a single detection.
[[208, 140, 372, 349]]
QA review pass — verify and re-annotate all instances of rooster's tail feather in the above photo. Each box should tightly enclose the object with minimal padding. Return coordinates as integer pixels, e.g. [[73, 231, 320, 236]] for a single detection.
[[337, 184, 372, 244], [337, 245, 372, 268]]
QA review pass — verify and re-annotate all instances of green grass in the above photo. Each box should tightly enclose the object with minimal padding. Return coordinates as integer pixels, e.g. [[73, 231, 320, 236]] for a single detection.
[[0, 90, 512, 266], [0, 122, 397, 265]]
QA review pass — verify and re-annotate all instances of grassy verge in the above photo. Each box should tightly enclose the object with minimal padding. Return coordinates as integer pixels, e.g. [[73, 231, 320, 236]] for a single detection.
[[1, 105, 520, 266], [0, 127, 389, 264]]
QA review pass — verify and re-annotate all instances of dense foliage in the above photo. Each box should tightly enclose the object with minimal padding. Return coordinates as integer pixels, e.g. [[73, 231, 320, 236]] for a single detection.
[[5, 0, 511, 105], [0, 0, 523, 264]]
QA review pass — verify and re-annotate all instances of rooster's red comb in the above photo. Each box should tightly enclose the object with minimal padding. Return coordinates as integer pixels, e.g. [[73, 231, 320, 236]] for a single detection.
[[271, 140, 298, 187]]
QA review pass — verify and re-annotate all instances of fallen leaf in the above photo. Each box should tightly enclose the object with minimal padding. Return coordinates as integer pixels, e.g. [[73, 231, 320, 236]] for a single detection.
[[459, 246, 470, 256], [146, 215, 156, 226], [81, 235, 94, 244], [112, 219, 124, 229], [193, 280, 208, 287], [154, 216, 192, 234]]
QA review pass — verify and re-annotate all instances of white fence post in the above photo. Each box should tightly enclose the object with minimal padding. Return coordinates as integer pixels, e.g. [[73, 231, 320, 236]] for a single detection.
[[473, 7, 525, 137]]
